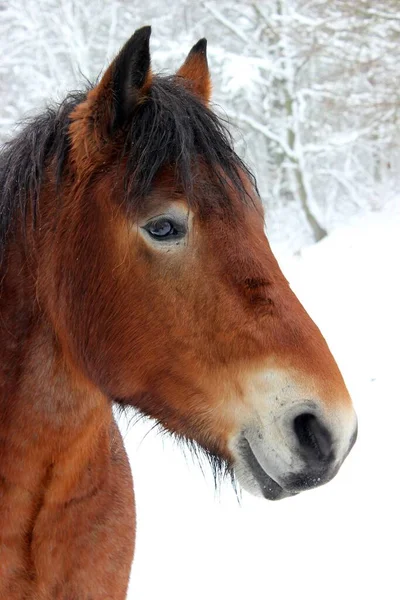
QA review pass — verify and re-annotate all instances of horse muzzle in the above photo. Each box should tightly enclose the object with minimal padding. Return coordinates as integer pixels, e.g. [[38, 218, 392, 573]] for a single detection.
[[231, 402, 358, 500]]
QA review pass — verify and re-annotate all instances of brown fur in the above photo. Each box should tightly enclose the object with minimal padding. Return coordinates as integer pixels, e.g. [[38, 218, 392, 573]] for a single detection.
[[0, 30, 353, 598], [176, 39, 211, 104]]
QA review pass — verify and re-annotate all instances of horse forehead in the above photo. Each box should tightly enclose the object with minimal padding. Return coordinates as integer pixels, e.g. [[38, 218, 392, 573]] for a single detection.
[[204, 193, 267, 247]]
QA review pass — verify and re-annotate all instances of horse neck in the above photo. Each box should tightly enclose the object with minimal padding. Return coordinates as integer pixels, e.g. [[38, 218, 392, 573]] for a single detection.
[[0, 231, 112, 502]]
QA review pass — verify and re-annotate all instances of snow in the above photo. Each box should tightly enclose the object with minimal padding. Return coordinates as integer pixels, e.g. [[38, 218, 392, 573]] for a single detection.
[[120, 207, 400, 599]]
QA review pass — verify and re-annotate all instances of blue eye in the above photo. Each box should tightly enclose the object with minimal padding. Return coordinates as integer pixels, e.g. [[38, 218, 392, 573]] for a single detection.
[[148, 220, 175, 237], [145, 218, 186, 240]]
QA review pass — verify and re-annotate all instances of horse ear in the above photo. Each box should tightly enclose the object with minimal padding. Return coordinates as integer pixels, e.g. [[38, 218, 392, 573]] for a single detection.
[[87, 26, 152, 137], [176, 39, 211, 104]]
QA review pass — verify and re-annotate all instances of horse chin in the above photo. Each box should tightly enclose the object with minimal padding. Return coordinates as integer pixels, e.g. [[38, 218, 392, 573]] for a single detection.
[[233, 436, 297, 501]]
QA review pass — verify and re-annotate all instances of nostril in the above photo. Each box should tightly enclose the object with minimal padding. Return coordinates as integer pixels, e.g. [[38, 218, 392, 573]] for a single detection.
[[293, 413, 333, 463]]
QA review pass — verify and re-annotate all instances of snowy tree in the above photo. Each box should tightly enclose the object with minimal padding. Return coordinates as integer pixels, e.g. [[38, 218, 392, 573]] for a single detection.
[[199, 0, 400, 241]]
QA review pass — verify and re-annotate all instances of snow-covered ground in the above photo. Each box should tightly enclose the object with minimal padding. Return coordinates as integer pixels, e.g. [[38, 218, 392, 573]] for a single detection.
[[120, 207, 400, 600]]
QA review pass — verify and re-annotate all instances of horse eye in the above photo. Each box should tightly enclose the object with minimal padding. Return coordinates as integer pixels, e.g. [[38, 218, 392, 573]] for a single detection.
[[144, 218, 185, 240]]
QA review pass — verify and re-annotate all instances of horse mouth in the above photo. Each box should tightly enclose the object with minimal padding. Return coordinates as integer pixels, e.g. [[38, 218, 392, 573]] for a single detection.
[[237, 437, 297, 501]]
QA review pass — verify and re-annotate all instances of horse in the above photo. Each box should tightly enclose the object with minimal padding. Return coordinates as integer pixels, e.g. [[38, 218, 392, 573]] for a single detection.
[[0, 26, 357, 599]]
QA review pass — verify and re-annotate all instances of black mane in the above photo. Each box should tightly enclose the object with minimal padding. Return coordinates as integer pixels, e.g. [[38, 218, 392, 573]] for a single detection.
[[0, 75, 255, 267], [0, 91, 86, 267], [123, 76, 255, 205]]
